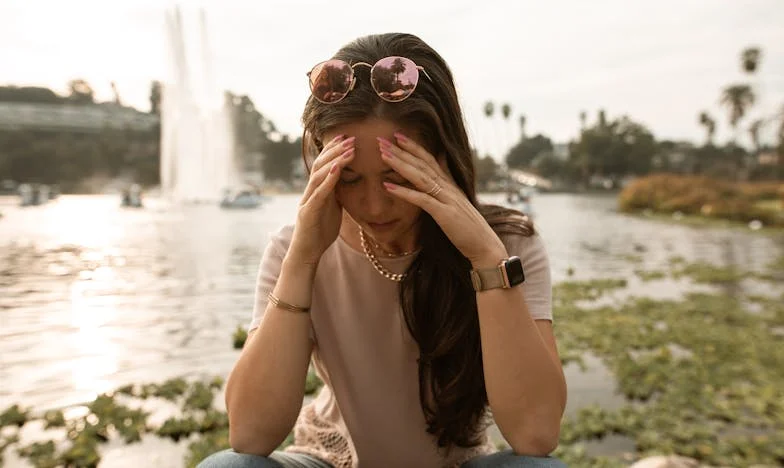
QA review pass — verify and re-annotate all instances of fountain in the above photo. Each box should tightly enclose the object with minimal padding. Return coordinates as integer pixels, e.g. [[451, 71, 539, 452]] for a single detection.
[[160, 6, 239, 203]]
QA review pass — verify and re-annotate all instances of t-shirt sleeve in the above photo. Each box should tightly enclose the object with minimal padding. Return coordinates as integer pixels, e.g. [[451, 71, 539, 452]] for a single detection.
[[501, 233, 553, 321], [249, 224, 295, 332]]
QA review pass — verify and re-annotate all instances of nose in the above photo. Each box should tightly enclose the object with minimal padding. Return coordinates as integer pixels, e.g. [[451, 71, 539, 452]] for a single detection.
[[362, 181, 393, 218]]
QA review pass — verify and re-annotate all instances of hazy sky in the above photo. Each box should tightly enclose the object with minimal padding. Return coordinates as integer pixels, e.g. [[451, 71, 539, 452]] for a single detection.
[[2, 0, 783, 159]]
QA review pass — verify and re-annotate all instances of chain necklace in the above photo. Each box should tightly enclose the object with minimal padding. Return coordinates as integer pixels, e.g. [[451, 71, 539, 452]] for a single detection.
[[358, 228, 407, 282], [367, 237, 416, 258]]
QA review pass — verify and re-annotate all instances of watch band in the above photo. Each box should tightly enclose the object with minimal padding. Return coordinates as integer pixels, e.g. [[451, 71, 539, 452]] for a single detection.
[[470, 261, 508, 292]]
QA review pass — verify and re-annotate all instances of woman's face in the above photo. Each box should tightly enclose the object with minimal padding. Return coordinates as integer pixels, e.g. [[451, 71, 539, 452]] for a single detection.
[[322, 117, 424, 244]]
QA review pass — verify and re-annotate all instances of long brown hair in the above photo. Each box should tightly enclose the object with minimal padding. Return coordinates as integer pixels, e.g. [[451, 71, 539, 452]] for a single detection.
[[301, 33, 534, 449]]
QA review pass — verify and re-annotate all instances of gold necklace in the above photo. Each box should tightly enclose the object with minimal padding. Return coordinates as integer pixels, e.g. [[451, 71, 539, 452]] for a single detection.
[[367, 237, 416, 258], [359, 228, 407, 282]]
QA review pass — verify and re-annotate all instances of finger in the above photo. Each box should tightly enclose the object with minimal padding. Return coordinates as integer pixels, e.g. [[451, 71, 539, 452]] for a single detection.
[[382, 181, 445, 213], [306, 160, 344, 209], [378, 137, 438, 181], [379, 147, 449, 202], [392, 132, 445, 177], [302, 147, 354, 202], [312, 135, 355, 173]]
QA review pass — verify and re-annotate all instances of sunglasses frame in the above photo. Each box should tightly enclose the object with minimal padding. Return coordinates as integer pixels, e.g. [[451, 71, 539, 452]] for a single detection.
[[307, 56, 433, 104]]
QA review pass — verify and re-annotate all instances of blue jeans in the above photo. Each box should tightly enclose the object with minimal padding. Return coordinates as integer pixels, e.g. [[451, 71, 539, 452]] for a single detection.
[[197, 449, 566, 468]]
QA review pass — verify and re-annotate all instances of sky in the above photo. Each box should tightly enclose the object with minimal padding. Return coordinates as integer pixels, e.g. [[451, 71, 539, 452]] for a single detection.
[[2, 0, 783, 160]]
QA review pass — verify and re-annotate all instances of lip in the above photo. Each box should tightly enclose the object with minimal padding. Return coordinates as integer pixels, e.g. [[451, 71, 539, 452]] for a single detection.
[[367, 220, 399, 232]]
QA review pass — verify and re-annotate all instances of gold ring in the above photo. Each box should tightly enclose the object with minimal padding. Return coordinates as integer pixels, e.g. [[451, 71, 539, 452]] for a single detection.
[[426, 183, 442, 197]]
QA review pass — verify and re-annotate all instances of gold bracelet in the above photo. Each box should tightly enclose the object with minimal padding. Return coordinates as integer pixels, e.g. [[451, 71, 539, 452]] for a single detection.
[[267, 292, 310, 313]]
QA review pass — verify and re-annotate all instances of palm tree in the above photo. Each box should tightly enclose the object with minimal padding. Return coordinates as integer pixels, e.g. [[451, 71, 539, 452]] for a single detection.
[[483, 101, 496, 160], [698, 111, 716, 145], [748, 119, 763, 153], [519, 115, 526, 140], [741, 47, 761, 74], [500, 103, 512, 160], [741, 46, 763, 150], [720, 84, 755, 142]]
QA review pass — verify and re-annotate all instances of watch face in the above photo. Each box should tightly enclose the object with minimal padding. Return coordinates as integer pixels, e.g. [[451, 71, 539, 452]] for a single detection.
[[505, 256, 525, 286]]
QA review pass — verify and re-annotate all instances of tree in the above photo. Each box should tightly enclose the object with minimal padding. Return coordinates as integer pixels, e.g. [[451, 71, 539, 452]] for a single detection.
[[149, 81, 162, 115], [518, 115, 526, 140], [698, 111, 716, 145], [500, 103, 512, 161], [570, 114, 657, 182], [579, 111, 587, 131], [0, 86, 64, 103], [262, 135, 301, 181], [720, 84, 755, 141], [110, 81, 122, 105], [67, 79, 94, 104], [483, 101, 494, 119], [748, 119, 763, 153], [506, 134, 553, 169], [741, 47, 762, 74], [474, 153, 499, 190]]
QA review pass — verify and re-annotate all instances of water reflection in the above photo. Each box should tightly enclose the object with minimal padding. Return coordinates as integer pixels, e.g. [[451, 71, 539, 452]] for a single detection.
[[68, 276, 119, 403], [0, 193, 782, 413]]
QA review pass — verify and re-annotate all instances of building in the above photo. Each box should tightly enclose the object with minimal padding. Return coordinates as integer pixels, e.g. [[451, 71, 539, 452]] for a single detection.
[[0, 102, 159, 133]]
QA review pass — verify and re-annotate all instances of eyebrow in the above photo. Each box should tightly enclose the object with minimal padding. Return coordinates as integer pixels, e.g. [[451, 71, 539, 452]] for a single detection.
[[342, 167, 396, 175]]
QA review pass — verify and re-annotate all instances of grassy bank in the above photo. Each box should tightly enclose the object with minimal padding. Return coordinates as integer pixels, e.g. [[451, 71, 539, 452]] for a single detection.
[[618, 174, 784, 228], [2, 256, 782, 467]]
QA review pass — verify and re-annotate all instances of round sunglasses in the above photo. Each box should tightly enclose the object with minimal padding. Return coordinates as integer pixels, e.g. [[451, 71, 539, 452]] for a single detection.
[[307, 56, 433, 104]]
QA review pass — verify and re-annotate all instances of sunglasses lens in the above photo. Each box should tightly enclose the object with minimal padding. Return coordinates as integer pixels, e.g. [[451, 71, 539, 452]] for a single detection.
[[371, 56, 420, 102], [309, 59, 352, 103]]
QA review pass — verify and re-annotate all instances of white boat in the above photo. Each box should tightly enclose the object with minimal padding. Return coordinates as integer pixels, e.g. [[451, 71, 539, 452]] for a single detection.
[[220, 189, 263, 209], [506, 188, 535, 219], [121, 184, 144, 208]]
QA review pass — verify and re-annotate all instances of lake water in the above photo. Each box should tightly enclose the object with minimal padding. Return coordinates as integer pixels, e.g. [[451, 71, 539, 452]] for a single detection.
[[1, 193, 782, 465]]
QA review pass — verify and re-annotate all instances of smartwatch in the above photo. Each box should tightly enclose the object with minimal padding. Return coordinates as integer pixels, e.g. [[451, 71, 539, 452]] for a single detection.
[[470, 256, 525, 292]]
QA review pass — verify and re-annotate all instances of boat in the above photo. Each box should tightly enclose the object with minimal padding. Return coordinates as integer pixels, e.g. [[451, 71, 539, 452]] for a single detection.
[[121, 184, 143, 208], [220, 188, 263, 209], [505, 187, 535, 219], [19, 184, 50, 207]]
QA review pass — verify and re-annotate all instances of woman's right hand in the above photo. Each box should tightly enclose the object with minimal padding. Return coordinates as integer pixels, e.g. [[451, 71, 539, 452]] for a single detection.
[[288, 135, 355, 266]]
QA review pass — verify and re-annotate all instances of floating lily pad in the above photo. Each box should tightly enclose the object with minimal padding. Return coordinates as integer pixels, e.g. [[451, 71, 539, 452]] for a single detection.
[[0, 404, 30, 428]]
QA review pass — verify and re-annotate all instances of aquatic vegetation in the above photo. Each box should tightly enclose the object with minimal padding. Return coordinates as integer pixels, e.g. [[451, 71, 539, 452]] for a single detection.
[[184, 381, 217, 411], [634, 269, 666, 282], [554, 274, 784, 466], [0, 434, 20, 465], [304, 369, 324, 396], [554, 278, 627, 303], [185, 428, 229, 468], [43, 409, 65, 428], [0, 404, 30, 428], [17, 440, 57, 467], [618, 175, 784, 227], [157, 416, 200, 442], [671, 261, 745, 284], [233, 325, 248, 349]]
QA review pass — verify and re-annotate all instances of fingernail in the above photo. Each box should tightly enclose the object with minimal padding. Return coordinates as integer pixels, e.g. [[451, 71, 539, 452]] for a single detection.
[[342, 148, 354, 158], [383, 182, 397, 191], [332, 134, 345, 143], [376, 137, 392, 148], [393, 132, 408, 143], [380, 149, 393, 159], [342, 137, 355, 148], [330, 162, 339, 173]]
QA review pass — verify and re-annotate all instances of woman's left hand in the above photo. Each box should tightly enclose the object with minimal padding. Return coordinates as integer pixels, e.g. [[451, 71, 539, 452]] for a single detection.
[[378, 132, 507, 268]]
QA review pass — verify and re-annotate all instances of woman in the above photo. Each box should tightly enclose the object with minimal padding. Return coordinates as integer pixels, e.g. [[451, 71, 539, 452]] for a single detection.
[[199, 33, 566, 468]]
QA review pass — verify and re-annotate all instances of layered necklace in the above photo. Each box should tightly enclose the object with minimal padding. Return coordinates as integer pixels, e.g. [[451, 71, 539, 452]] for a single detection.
[[358, 227, 417, 282]]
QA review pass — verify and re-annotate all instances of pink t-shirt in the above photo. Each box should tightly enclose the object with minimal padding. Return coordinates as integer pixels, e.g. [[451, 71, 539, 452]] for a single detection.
[[250, 224, 553, 468]]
